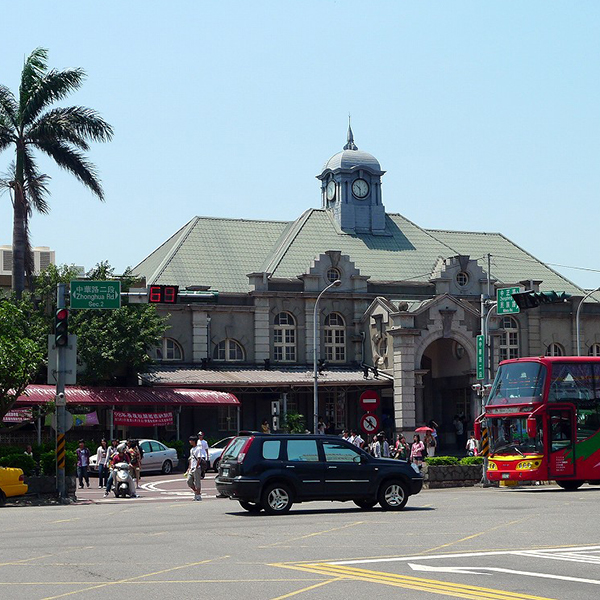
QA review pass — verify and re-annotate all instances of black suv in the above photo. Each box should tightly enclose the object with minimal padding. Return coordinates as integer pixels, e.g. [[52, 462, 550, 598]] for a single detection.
[[215, 433, 423, 515]]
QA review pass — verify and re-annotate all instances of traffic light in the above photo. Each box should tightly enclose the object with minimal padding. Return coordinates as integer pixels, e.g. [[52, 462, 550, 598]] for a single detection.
[[511, 290, 571, 310], [55, 308, 69, 347]]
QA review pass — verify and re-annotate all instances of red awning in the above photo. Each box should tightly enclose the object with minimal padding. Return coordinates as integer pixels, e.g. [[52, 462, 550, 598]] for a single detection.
[[16, 385, 239, 407]]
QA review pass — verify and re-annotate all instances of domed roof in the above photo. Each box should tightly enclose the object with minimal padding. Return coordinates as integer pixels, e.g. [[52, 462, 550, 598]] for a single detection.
[[323, 149, 381, 172], [320, 122, 383, 174]]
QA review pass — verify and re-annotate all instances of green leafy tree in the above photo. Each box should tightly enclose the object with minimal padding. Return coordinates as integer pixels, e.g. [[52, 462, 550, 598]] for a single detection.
[[0, 301, 43, 421], [0, 48, 113, 298]]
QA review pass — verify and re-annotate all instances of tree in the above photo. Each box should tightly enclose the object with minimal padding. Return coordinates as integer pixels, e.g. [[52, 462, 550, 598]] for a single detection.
[[0, 48, 113, 298], [0, 301, 43, 421]]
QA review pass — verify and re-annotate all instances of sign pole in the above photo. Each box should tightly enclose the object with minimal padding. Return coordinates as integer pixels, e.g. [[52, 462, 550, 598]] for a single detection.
[[55, 283, 67, 499]]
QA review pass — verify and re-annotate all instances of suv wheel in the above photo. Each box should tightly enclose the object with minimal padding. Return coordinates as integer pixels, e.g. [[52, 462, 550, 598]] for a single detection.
[[262, 483, 293, 515], [239, 500, 262, 513], [354, 499, 376, 510], [161, 460, 173, 474], [378, 480, 408, 510]]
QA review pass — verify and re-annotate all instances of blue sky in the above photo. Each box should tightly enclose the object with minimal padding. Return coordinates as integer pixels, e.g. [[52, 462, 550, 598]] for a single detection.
[[1, 1, 599, 289]]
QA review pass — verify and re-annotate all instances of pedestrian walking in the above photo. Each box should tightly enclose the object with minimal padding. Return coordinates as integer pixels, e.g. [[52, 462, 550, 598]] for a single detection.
[[76, 440, 91, 489], [96, 438, 108, 488], [393, 435, 410, 460], [350, 429, 364, 449], [197, 431, 209, 478], [466, 433, 479, 456], [186, 435, 203, 501], [379, 432, 390, 458], [424, 431, 436, 457], [128, 440, 142, 488], [410, 434, 425, 469]]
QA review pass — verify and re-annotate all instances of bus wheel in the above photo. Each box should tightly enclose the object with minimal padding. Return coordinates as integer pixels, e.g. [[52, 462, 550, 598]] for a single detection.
[[557, 480, 584, 491]]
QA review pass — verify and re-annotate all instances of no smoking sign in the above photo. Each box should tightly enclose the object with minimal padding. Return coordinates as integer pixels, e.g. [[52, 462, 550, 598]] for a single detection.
[[360, 412, 380, 435]]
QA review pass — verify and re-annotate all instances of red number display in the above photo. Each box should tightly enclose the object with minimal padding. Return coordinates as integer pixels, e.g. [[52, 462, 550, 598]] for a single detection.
[[148, 285, 179, 304]]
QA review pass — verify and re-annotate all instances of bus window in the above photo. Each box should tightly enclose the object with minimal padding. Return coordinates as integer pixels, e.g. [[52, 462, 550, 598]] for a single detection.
[[550, 411, 572, 453], [488, 362, 546, 405], [548, 363, 597, 403]]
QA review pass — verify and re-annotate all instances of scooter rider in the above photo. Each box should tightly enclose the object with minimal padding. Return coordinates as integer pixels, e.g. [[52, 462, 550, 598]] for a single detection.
[[104, 443, 136, 498]]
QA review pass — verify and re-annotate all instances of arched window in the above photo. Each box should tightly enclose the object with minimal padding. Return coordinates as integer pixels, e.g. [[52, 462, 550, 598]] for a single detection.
[[326, 268, 341, 284], [150, 338, 184, 361], [274, 312, 296, 362], [324, 313, 345, 362], [547, 342, 564, 357], [499, 316, 519, 362], [456, 271, 469, 287], [589, 343, 600, 357], [214, 339, 245, 362]]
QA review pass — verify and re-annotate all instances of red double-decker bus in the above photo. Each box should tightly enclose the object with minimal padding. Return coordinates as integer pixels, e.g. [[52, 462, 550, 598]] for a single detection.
[[478, 356, 600, 490]]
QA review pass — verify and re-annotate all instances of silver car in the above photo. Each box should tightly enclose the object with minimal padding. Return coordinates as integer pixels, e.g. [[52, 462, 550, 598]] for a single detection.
[[89, 439, 179, 475], [207, 437, 235, 472]]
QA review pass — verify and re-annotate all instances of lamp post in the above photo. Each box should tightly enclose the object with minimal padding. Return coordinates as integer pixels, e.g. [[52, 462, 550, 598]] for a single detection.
[[313, 279, 341, 433], [576, 286, 600, 356]]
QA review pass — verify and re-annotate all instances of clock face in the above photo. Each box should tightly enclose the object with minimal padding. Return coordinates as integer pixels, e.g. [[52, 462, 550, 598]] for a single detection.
[[352, 178, 369, 199], [326, 180, 336, 201]]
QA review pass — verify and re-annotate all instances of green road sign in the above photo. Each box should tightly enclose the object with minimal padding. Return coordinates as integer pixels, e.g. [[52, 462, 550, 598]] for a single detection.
[[70, 280, 121, 309], [497, 286, 521, 315], [476, 334, 485, 380]]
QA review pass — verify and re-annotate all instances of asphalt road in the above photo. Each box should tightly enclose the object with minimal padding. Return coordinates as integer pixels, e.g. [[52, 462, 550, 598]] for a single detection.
[[1, 482, 599, 600]]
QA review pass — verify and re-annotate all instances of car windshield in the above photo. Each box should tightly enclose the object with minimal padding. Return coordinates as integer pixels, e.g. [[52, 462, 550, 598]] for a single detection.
[[212, 438, 232, 449], [489, 416, 543, 455], [488, 362, 546, 406], [221, 437, 248, 461]]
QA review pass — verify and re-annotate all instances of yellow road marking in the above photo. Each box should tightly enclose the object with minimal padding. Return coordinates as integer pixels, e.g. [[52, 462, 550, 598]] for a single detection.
[[273, 562, 556, 600], [0, 547, 93, 568], [269, 577, 343, 600], [260, 521, 364, 548], [41, 555, 230, 600], [421, 518, 531, 555]]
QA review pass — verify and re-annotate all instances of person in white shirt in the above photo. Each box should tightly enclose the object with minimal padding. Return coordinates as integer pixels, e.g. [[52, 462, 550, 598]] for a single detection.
[[197, 431, 209, 479], [186, 436, 203, 501], [351, 430, 364, 449]]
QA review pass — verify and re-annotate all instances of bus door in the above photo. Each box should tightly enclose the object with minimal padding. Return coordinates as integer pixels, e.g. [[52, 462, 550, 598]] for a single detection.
[[547, 408, 576, 478]]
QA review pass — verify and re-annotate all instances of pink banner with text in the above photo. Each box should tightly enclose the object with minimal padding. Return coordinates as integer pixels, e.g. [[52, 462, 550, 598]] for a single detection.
[[113, 411, 173, 427]]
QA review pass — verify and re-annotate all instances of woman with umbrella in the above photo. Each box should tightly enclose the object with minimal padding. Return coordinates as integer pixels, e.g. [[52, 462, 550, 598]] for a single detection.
[[415, 426, 436, 458]]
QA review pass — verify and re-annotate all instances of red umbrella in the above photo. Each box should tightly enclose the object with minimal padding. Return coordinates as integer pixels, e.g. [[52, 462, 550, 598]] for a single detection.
[[415, 426, 433, 433]]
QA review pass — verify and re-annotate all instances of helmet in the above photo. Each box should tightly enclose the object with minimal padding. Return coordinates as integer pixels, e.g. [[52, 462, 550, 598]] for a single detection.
[[117, 443, 127, 453]]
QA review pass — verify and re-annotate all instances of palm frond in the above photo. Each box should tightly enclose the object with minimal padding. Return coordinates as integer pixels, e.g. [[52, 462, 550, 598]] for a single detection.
[[22, 149, 51, 215], [18, 48, 48, 117], [0, 84, 18, 126], [28, 106, 114, 148], [21, 68, 86, 126], [35, 138, 104, 199]]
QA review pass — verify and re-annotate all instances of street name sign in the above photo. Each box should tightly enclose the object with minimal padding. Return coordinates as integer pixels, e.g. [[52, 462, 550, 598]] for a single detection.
[[497, 286, 521, 315], [70, 280, 121, 309], [476, 334, 485, 380]]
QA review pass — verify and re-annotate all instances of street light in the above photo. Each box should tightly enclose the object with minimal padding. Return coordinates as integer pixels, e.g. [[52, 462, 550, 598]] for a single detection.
[[313, 279, 341, 433], [576, 286, 600, 356]]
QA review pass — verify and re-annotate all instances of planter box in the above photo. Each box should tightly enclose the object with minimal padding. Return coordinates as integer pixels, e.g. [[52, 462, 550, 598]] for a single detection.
[[422, 464, 483, 489], [25, 475, 77, 496]]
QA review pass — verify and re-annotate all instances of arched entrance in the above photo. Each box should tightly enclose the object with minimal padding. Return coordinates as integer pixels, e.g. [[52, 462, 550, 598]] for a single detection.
[[418, 337, 475, 452]]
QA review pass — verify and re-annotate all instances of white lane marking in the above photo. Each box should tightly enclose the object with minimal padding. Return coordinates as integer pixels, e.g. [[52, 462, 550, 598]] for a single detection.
[[409, 563, 600, 586], [515, 550, 600, 565], [141, 475, 216, 492], [330, 544, 600, 565]]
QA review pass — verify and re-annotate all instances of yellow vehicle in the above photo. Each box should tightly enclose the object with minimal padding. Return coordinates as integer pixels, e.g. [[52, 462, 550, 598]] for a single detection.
[[0, 467, 28, 504]]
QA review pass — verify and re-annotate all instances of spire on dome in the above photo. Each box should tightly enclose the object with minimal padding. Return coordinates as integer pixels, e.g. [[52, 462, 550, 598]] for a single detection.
[[343, 115, 358, 151]]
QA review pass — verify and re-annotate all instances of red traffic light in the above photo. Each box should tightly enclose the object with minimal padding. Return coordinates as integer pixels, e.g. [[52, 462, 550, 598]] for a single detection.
[[56, 308, 68, 321], [55, 308, 69, 347]]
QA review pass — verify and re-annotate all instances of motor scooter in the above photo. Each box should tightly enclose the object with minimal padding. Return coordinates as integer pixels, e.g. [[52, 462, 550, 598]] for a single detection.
[[113, 462, 135, 498]]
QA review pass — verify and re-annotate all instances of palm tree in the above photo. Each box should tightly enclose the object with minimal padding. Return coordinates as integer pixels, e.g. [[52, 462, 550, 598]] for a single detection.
[[0, 48, 113, 298]]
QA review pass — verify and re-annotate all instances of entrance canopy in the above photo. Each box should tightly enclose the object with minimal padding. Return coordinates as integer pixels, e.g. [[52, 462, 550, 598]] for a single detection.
[[15, 385, 239, 407]]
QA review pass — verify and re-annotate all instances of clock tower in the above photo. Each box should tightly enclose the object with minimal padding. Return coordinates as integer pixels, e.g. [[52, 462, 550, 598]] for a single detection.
[[317, 123, 387, 235]]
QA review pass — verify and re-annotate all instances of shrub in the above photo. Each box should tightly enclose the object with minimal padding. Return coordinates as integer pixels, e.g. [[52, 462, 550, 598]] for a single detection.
[[162, 439, 185, 459], [0, 445, 25, 459], [0, 453, 36, 476], [283, 411, 306, 434], [40, 450, 76, 476], [460, 456, 484, 465], [424, 456, 459, 466]]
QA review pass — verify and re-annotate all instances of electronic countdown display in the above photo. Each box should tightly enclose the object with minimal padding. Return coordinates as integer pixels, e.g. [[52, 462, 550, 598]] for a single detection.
[[148, 285, 179, 304]]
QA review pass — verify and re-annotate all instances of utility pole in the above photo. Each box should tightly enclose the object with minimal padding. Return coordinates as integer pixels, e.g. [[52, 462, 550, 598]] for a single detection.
[[55, 283, 67, 498]]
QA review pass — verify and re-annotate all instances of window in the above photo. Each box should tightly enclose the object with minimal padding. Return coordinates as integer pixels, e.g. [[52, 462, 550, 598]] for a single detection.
[[274, 312, 296, 362], [323, 441, 361, 463], [456, 271, 469, 287], [589, 344, 600, 357], [286, 439, 319, 462], [218, 406, 237, 431], [326, 268, 341, 283], [547, 343, 564, 357], [150, 338, 184, 361], [499, 317, 519, 362], [214, 339, 245, 361], [139, 441, 151, 455], [262, 440, 281, 460], [151, 442, 166, 452], [324, 312, 345, 362]]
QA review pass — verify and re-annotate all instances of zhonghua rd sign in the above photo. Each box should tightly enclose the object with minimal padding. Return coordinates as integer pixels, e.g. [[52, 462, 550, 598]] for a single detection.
[[70, 280, 121, 310]]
